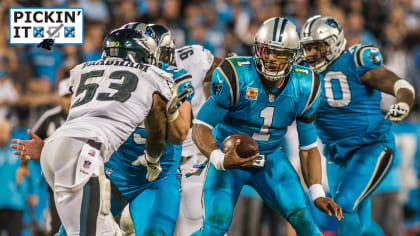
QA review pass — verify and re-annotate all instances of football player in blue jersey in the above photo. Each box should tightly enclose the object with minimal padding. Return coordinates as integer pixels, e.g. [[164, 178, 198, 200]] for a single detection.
[[300, 15, 415, 235], [191, 17, 343, 236]]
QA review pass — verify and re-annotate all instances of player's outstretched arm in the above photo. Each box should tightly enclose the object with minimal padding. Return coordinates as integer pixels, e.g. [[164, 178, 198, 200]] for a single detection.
[[361, 66, 415, 123], [192, 124, 258, 170], [167, 101, 192, 145], [300, 147, 343, 221], [132, 94, 168, 182]]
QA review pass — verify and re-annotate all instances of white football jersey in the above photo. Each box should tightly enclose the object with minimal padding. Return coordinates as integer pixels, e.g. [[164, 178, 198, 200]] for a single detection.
[[175, 45, 214, 156], [50, 59, 173, 161], [175, 45, 214, 117]]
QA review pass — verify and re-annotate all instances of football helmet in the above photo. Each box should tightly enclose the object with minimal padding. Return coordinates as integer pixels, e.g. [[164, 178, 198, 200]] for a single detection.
[[300, 15, 347, 73], [254, 17, 300, 82], [119, 22, 160, 65], [102, 28, 155, 64], [149, 24, 176, 65]]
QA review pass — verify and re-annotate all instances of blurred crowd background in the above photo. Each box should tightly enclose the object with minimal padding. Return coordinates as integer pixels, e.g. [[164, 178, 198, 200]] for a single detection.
[[0, 0, 419, 235]]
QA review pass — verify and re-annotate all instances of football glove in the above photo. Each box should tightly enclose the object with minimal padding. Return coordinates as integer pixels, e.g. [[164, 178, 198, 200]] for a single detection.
[[132, 153, 162, 182], [167, 84, 194, 121], [185, 159, 208, 177], [385, 102, 409, 123]]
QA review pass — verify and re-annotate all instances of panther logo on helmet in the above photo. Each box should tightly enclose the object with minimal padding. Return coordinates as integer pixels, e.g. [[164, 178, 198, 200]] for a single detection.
[[300, 15, 347, 73]]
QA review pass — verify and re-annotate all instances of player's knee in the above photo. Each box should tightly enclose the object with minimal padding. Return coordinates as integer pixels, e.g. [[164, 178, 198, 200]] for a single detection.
[[204, 206, 233, 229], [288, 208, 320, 236]]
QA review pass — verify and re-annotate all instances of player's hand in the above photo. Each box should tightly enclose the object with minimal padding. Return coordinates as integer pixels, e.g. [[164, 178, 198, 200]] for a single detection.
[[10, 129, 44, 160], [167, 84, 194, 120], [185, 159, 208, 177], [385, 102, 409, 123], [132, 154, 162, 182], [223, 139, 259, 169], [16, 165, 30, 184], [314, 197, 343, 221]]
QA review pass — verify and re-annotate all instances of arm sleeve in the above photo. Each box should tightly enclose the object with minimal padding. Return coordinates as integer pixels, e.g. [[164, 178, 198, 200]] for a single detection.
[[354, 45, 383, 78], [296, 120, 318, 150], [296, 70, 322, 149]]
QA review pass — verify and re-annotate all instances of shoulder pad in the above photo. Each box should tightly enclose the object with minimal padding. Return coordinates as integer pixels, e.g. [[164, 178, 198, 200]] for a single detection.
[[217, 58, 240, 106], [353, 44, 383, 68], [297, 67, 321, 117]]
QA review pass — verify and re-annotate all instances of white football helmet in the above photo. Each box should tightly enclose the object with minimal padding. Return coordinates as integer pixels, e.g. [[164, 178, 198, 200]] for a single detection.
[[300, 15, 347, 73], [254, 17, 300, 82]]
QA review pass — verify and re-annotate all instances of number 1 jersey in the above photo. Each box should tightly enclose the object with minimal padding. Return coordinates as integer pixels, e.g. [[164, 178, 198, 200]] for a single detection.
[[195, 57, 321, 154]]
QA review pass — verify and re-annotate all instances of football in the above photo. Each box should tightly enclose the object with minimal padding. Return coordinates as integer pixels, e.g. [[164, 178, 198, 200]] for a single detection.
[[221, 133, 258, 158]]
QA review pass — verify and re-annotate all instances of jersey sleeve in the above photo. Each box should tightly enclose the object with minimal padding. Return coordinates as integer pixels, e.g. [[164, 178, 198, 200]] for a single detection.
[[353, 44, 383, 77], [195, 59, 237, 128], [160, 63, 195, 103], [175, 45, 214, 75], [296, 68, 322, 150]]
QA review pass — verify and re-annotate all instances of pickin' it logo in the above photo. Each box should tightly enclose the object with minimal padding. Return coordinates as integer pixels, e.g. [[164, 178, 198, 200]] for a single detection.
[[10, 8, 84, 45]]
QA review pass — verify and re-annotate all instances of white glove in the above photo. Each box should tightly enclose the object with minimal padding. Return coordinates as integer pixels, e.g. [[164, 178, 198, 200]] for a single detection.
[[132, 153, 162, 182], [385, 102, 410, 123], [167, 84, 194, 121]]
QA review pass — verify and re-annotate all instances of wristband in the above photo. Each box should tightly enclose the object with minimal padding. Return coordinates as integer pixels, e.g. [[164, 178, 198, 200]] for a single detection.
[[309, 184, 326, 202], [145, 151, 162, 164], [394, 80, 415, 97], [167, 110, 179, 122], [210, 149, 225, 171]]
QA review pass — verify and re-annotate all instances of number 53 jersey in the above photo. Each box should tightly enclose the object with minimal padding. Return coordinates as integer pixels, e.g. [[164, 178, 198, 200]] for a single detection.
[[51, 59, 174, 162], [195, 56, 322, 154], [314, 44, 393, 145]]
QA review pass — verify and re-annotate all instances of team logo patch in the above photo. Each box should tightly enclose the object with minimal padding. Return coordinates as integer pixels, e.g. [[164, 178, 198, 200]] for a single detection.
[[246, 87, 258, 100], [212, 77, 222, 95], [368, 53, 381, 65], [83, 160, 92, 169]]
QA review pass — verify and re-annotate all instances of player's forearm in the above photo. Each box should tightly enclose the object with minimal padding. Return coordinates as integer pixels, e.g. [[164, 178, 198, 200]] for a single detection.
[[362, 66, 415, 107], [145, 94, 167, 160], [192, 123, 218, 159], [299, 147, 322, 186], [167, 102, 191, 145], [395, 85, 415, 108]]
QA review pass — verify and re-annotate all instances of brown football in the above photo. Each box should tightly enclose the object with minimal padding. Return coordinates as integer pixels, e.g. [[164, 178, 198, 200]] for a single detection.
[[221, 133, 258, 158]]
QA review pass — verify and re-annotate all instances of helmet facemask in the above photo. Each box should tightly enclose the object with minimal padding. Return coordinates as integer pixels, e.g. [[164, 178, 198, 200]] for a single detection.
[[300, 16, 347, 73], [301, 40, 329, 73], [254, 43, 297, 82]]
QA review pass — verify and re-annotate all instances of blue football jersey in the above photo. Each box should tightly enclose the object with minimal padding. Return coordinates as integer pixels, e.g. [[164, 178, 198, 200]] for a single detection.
[[196, 57, 321, 153], [105, 63, 192, 185], [314, 44, 393, 144]]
